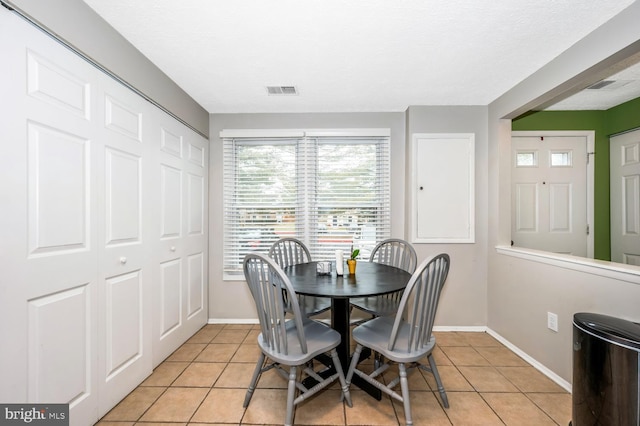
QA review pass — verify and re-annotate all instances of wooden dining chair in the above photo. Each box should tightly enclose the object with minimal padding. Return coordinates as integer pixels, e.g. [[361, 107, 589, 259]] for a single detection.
[[242, 253, 352, 426], [269, 237, 331, 317], [350, 238, 417, 322], [345, 253, 451, 426]]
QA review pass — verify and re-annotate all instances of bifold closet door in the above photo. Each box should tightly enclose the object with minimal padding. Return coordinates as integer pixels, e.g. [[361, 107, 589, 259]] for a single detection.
[[0, 9, 100, 424], [95, 73, 153, 415], [152, 111, 208, 366]]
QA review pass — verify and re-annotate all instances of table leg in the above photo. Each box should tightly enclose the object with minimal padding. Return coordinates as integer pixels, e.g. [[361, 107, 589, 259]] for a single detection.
[[331, 298, 381, 400]]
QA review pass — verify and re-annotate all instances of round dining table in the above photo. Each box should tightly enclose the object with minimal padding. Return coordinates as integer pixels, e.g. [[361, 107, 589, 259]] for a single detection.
[[282, 260, 412, 399]]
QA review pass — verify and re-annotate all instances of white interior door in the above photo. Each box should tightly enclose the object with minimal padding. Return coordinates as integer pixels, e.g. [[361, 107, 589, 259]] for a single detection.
[[152, 112, 208, 366], [610, 129, 640, 265], [511, 132, 592, 257], [96, 74, 153, 414], [0, 9, 99, 424]]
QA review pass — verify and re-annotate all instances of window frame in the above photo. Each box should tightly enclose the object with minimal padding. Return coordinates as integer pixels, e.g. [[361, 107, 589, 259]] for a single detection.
[[221, 129, 391, 279]]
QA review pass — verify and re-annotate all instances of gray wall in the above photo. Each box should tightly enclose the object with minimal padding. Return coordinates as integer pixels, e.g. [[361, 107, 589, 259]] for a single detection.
[[207, 109, 491, 328], [6, 0, 209, 137], [406, 106, 489, 326], [487, 1, 640, 383]]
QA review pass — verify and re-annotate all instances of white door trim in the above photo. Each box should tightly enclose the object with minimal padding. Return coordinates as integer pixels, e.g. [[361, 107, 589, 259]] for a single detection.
[[512, 130, 595, 258]]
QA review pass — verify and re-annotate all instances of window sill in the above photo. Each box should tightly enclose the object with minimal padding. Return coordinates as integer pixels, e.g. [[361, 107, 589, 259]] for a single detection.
[[495, 246, 640, 285]]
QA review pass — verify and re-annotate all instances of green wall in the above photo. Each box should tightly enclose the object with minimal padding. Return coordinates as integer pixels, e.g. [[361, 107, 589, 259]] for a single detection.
[[512, 96, 640, 261]]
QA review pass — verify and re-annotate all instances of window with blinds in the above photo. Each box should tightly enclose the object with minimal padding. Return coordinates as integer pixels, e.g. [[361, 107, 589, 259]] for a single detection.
[[222, 131, 390, 277]]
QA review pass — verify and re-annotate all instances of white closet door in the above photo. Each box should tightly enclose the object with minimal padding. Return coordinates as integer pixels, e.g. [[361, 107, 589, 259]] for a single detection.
[[0, 9, 99, 425], [152, 112, 208, 366], [95, 74, 153, 414]]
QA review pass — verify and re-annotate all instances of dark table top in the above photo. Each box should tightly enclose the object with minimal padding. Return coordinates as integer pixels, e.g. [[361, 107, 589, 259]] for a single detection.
[[282, 261, 411, 299]]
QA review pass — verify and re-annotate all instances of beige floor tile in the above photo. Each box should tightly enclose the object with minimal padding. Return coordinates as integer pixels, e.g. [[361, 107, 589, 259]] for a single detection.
[[444, 392, 504, 425], [191, 388, 247, 424], [100, 387, 165, 421], [215, 362, 256, 388], [345, 390, 399, 426], [426, 346, 453, 366], [172, 362, 225, 387], [186, 328, 219, 344], [99, 330, 572, 426], [194, 343, 240, 362], [243, 329, 261, 343], [241, 388, 289, 424], [140, 362, 189, 387], [138, 387, 208, 422], [230, 343, 261, 362], [527, 392, 572, 425], [440, 346, 491, 366], [461, 332, 502, 347], [393, 390, 452, 426], [223, 323, 255, 330], [293, 389, 347, 425], [377, 364, 431, 391], [133, 423, 185, 426], [433, 332, 470, 347], [211, 329, 250, 344], [475, 346, 529, 367], [255, 366, 289, 389], [458, 366, 519, 392], [423, 365, 474, 392], [497, 366, 566, 392], [164, 343, 207, 362], [482, 392, 556, 425]]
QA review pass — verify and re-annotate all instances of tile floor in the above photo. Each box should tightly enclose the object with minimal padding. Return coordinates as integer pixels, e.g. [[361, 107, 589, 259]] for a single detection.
[[97, 324, 572, 425]]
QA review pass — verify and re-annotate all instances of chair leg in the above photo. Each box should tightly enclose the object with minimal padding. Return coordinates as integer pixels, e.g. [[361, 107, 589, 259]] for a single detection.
[[428, 353, 449, 408], [345, 344, 363, 387], [244, 352, 265, 408], [329, 348, 352, 407], [285, 365, 297, 426], [398, 363, 413, 426]]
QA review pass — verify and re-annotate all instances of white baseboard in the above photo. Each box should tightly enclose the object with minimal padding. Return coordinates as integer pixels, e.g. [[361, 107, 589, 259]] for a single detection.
[[485, 328, 572, 393]]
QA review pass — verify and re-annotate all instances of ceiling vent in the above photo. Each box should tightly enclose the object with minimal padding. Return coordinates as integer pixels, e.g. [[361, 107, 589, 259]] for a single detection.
[[585, 80, 634, 91], [266, 86, 298, 95], [587, 80, 616, 90]]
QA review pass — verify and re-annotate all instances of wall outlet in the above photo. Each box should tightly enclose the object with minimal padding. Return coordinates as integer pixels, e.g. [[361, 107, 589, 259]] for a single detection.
[[547, 312, 558, 332]]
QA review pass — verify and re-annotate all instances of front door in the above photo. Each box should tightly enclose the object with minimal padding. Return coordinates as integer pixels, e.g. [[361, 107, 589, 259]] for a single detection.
[[610, 129, 640, 265], [511, 132, 592, 256]]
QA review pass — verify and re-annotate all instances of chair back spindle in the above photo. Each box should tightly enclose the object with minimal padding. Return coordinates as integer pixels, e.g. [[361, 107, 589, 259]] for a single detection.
[[243, 254, 307, 355]]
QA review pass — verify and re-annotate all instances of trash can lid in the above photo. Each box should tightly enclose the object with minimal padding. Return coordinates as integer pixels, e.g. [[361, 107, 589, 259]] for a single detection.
[[574, 312, 640, 351]]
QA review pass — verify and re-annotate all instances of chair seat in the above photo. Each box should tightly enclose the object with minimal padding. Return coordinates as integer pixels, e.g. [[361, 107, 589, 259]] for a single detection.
[[258, 317, 341, 365], [350, 296, 400, 318], [352, 316, 436, 363]]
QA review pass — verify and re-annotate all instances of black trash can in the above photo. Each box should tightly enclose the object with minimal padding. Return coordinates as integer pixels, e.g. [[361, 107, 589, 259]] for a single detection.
[[572, 312, 640, 426]]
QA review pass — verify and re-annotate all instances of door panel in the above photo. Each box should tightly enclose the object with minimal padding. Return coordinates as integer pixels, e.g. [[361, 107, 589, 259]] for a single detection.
[[611, 130, 640, 265], [511, 134, 589, 256], [160, 258, 182, 338], [28, 285, 92, 404], [104, 271, 143, 379], [28, 123, 90, 254]]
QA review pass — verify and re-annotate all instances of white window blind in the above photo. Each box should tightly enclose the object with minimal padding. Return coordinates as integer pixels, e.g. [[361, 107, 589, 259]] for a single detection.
[[223, 132, 390, 276]]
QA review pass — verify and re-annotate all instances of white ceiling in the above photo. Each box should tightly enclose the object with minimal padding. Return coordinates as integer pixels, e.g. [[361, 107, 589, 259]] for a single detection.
[[82, 0, 637, 114]]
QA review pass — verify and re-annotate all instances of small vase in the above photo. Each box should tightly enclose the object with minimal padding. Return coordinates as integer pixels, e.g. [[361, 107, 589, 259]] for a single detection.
[[347, 259, 357, 275]]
